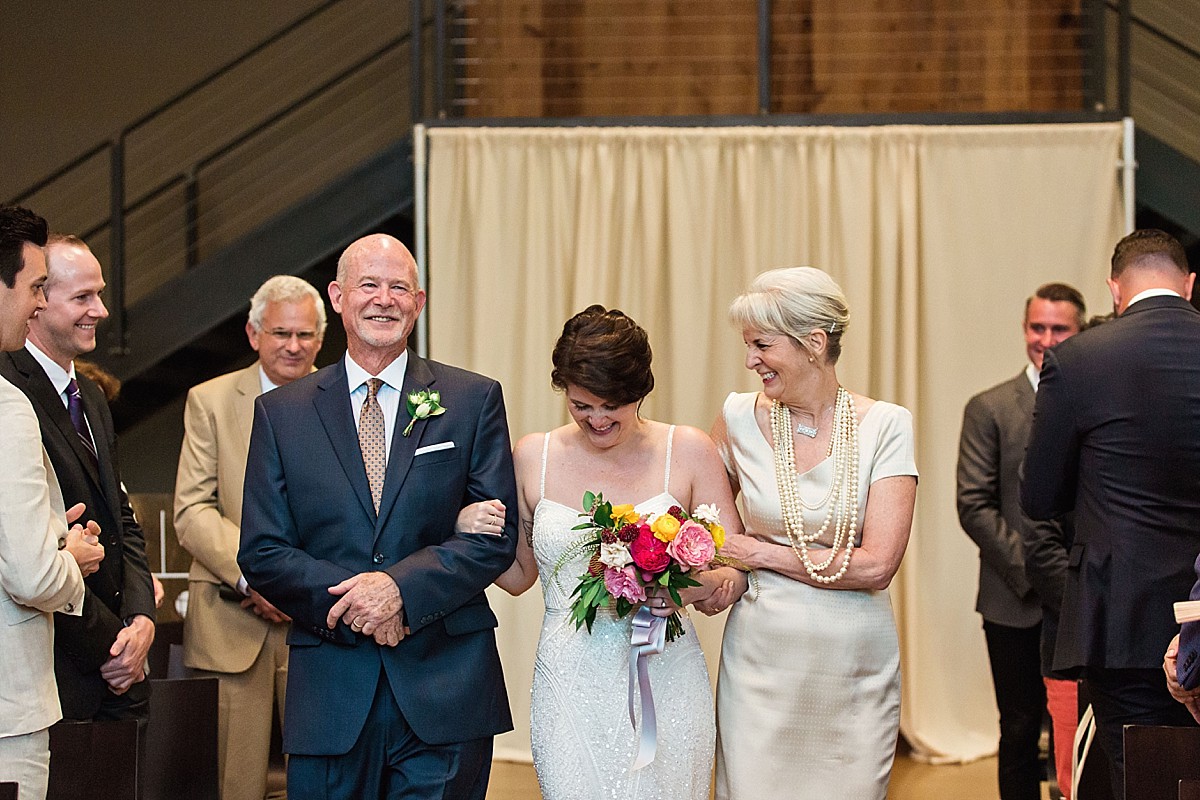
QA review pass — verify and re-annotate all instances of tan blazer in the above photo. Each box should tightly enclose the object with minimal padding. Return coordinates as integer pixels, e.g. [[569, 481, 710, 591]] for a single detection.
[[175, 363, 278, 673], [0, 376, 85, 737]]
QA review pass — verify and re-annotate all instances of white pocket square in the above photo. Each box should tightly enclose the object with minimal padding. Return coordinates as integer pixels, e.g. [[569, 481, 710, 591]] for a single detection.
[[414, 441, 455, 455]]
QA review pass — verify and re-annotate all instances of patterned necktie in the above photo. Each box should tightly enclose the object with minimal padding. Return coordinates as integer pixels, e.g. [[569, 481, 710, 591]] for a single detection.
[[66, 378, 98, 465], [358, 378, 386, 513]]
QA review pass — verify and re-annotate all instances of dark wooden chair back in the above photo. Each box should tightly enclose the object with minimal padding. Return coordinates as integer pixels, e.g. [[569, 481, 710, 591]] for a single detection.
[[142, 676, 220, 800], [1179, 778, 1200, 800], [0, 782, 18, 800], [1124, 725, 1200, 800], [47, 718, 139, 800]]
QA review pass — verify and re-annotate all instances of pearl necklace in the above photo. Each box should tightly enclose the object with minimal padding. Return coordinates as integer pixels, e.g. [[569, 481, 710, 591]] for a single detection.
[[770, 387, 860, 584]]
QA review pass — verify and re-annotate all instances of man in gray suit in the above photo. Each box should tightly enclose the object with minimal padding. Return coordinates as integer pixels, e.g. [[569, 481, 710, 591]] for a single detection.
[[957, 282, 1085, 800]]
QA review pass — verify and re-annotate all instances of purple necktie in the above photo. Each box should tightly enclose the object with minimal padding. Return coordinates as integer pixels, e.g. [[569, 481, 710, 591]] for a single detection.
[[66, 378, 98, 464]]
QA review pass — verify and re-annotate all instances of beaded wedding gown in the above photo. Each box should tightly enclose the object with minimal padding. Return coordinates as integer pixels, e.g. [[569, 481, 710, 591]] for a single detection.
[[713, 391, 918, 800], [528, 428, 715, 800]]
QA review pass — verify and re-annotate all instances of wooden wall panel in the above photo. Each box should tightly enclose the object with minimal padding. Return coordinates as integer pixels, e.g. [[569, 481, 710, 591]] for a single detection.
[[455, 0, 1084, 117]]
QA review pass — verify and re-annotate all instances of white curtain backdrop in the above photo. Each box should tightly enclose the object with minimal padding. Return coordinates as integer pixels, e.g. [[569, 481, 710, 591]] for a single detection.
[[425, 123, 1125, 763]]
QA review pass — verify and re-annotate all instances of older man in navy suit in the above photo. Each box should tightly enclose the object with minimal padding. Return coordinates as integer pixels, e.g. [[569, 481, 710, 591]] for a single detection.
[[1022, 229, 1200, 798], [238, 233, 517, 800]]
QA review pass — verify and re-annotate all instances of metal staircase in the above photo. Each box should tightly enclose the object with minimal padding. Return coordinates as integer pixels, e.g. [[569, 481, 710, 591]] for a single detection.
[[8, 0, 430, 396]]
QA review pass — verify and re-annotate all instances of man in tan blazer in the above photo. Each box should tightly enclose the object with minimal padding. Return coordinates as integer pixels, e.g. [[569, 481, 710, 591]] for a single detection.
[[0, 205, 96, 800], [174, 275, 325, 800]]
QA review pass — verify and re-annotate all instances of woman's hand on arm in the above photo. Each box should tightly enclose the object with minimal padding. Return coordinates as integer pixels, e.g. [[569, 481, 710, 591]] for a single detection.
[[688, 566, 749, 615], [455, 500, 506, 535]]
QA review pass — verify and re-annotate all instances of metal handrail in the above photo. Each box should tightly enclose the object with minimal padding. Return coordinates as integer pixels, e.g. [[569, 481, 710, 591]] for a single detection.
[[123, 0, 343, 140], [10, 141, 112, 206]]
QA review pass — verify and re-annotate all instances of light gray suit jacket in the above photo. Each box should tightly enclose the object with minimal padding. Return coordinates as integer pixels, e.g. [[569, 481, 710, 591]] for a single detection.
[[956, 371, 1042, 628], [0, 375, 85, 737]]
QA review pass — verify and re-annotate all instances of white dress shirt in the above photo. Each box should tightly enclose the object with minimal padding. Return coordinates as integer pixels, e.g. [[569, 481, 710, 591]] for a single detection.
[[1126, 287, 1182, 309]]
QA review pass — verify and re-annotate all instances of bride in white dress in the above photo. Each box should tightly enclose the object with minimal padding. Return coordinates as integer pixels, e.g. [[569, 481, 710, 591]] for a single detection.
[[458, 306, 746, 800]]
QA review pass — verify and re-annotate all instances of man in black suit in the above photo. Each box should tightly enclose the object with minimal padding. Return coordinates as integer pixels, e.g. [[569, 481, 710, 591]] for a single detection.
[[239, 234, 517, 800], [1021, 229, 1200, 798], [958, 282, 1084, 800], [0, 233, 156, 722]]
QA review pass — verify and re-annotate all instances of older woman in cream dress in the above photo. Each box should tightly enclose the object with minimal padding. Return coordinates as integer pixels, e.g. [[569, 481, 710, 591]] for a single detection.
[[711, 268, 918, 800]]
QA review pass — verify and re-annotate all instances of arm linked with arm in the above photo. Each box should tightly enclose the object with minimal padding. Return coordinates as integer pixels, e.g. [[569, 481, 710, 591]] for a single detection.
[[386, 380, 519, 632]]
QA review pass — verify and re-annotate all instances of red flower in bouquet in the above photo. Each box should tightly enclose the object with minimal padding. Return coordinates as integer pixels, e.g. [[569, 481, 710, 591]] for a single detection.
[[630, 524, 671, 574]]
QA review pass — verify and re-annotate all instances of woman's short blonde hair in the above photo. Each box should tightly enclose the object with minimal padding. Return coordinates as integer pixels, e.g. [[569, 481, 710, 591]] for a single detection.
[[729, 267, 850, 364]]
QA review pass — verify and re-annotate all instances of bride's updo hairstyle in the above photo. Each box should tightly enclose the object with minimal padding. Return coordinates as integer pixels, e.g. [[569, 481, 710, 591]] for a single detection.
[[551, 305, 654, 406], [729, 267, 851, 365]]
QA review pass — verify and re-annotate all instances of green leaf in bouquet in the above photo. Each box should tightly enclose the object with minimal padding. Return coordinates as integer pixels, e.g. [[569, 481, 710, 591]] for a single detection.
[[550, 535, 601, 593], [671, 573, 702, 589], [582, 491, 597, 512], [582, 578, 605, 607], [616, 597, 633, 618], [667, 585, 684, 607], [594, 502, 613, 529]]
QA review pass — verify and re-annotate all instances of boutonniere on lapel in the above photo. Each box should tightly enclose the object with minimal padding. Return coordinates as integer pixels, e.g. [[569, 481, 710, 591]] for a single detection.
[[403, 389, 446, 436]]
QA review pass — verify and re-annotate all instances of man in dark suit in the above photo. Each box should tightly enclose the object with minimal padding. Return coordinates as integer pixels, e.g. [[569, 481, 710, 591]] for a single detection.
[[0, 233, 156, 722], [238, 234, 518, 800], [958, 282, 1084, 800], [1021, 229, 1200, 798]]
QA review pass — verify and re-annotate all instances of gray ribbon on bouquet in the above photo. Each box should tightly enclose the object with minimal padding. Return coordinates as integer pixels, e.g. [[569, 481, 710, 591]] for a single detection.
[[628, 605, 667, 770]]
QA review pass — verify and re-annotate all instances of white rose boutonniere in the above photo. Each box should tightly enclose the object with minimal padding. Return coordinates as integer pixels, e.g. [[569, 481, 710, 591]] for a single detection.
[[403, 389, 446, 436]]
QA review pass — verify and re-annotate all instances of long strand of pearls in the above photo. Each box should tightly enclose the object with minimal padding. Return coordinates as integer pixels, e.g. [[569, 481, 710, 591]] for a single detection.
[[770, 386, 860, 584]]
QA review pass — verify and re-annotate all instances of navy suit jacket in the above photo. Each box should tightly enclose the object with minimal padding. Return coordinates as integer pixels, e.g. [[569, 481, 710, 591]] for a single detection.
[[1021, 295, 1200, 673], [0, 348, 156, 718], [238, 352, 517, 755]]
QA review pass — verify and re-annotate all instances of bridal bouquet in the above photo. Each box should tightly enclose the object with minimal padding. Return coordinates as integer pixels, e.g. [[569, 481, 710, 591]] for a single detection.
[[557, 491, 728, 642]]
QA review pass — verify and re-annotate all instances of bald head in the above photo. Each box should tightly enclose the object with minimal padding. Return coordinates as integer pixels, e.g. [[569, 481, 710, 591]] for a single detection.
[[328, 233, 426, 372], [336, 234, 418, 287]]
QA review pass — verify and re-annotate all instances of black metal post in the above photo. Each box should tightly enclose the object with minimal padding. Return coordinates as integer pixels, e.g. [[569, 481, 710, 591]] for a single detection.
[[757, 0, 772, 114], [1118, 0, 1132, 115], [412, 0, 425, 122], [434, 0, 446, 118], [184, 171, 200, 269], [108, 135, 128, 355]]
